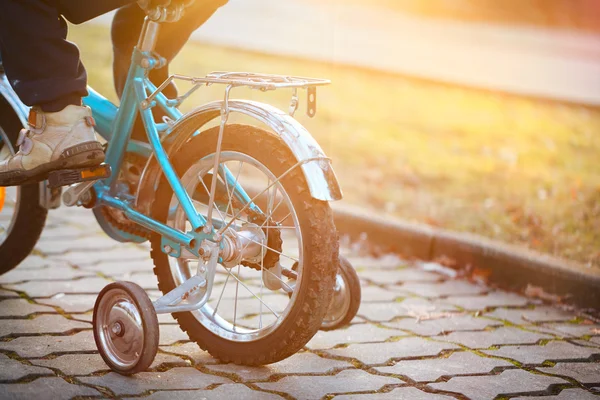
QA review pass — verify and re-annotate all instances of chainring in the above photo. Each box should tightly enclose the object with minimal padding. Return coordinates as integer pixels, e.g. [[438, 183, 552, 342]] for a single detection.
[[100, 206, 151, 240]]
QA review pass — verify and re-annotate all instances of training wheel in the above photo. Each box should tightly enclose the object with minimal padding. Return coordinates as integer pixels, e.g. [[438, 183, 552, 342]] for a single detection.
[[321, 255, 362, 331], [93, 281, 159, 375]]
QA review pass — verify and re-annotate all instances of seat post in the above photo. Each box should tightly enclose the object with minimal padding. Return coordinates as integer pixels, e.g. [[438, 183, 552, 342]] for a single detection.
[[137, 18, 161, 52]]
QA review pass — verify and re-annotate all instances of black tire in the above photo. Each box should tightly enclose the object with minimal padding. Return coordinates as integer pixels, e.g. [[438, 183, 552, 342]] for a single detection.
[[0, 98, 47, 275], [150, 124, 339, 365], [93, 281, 159, 375], [320, 255, 362, 331]]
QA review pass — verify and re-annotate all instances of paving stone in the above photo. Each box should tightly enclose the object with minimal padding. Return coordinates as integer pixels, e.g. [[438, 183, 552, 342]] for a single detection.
[[0, 353, 53, 381], [361, 269, 441, 285], [0, 266, 95, 285], [208, 352, 351, 381], [441, 291, 529, 309], [159, 325, 189, 346], [0, 299, 55, 317], [35, 236, 120, 254], [80, 367, 231, 395], [31, 352, 188, 376], [13, 256, 65, 270], [482, 341, 600, 364], [0, 377, 101, 400], [37, 230, 98, 242], [428, 369, 567, 400], [325, 337, 458, 365], [375, 351, 512, 382], [399, 280, 486, 298], [108, 272, 159, 290], [80, 259, 154, 275], [537, 323, 600, 338], [359, 285, 405, 302], [334, 387, 455, 399], [157, 313, 178, 324], [513, 388, 600, 400], [159, 342, 220, 365], [257, 369, 399, 399], [348, 254, 406, 270], [384, 314, 501, 336], [358, 299, 459, 322], [0, 315, 90, 337], [573, 339, 600, 348], [435, 326, 553, 349], [484, 306, 576, 325], [0, 331, 96, 358], [37, 294, 97, 313], [0, 289, 18, 298], [307, 323, 406, 350], [126, 384, 284, 400], [538, 362, 600, 384], [52, 247, 150, 267], [6, 277, 113, 298]]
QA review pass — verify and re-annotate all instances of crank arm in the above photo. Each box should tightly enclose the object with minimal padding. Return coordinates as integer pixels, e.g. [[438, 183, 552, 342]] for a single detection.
[[62, 180, 97, 207]]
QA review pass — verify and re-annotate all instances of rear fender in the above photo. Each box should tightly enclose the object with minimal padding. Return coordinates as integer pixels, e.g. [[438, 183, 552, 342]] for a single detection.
[[135, 100, 343, 216]]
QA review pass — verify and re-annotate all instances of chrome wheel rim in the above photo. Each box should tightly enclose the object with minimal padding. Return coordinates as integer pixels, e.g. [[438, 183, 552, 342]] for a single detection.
[[167, 151, 303, 342], [0, 126, 21, 247], [321, 271, 351, 329], [96, 289, 145, 369]]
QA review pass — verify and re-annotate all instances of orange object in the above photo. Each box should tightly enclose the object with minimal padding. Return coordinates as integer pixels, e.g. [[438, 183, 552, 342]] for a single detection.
[[81, 167, 107, 180], [0, 187, 5, 213]]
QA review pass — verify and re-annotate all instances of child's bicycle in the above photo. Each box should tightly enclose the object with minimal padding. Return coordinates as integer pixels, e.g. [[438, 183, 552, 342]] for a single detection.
[[0, 1, 360, 374]]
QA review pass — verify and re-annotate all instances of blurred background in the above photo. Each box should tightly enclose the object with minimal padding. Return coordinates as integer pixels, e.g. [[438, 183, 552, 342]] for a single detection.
[[74, 0, 600, 268]]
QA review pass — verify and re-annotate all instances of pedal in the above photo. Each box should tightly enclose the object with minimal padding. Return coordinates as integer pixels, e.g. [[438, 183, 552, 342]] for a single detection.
[[48, 164, 111, 189]]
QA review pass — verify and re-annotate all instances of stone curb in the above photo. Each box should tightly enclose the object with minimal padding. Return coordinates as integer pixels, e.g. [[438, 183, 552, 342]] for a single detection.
[[333, 204, 600, 310]]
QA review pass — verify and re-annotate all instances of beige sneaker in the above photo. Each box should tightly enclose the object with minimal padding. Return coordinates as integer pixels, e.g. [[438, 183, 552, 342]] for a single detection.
[[0, 105, 105, 187]]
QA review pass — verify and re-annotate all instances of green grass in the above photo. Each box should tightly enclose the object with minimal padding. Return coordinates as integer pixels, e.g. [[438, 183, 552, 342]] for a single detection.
[[70, 24, 600, 268]]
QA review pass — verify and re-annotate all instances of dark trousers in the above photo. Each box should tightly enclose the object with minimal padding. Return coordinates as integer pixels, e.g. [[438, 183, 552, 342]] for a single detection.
[[0, 0, 228, 112]]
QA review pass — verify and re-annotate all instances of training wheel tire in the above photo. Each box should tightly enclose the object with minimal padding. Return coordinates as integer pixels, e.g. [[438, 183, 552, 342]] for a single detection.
[[320, 255, 362, 331], [93, 281, 159, 375]]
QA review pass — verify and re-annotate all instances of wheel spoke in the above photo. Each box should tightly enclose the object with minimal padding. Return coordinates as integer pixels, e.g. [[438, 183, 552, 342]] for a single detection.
[[223, 161, 244, 222], [165, 148, 308, 343], [243, 237, 299, 263], [224, 267, 280, 318], [278, 212, 293, 225], [198, 173, 233, 229], [234, 189, 288, 258], [212, 273, 230, 317]]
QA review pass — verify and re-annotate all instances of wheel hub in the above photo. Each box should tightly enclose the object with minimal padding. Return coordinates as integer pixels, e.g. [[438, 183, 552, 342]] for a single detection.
[[220, 223, 266, 268], [97, 295, 145, 369]]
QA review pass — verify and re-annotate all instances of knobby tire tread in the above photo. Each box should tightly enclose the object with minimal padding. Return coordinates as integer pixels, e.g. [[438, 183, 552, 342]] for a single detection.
[[0, 185, 47, 275], [149, 124, 338, 365]]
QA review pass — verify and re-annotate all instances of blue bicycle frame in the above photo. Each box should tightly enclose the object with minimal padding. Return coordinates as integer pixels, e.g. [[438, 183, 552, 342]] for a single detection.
[[82, 23, 252, 258]]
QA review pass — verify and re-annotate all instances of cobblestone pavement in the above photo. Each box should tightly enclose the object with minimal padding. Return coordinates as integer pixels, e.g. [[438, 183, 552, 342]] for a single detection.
[[0, 207, 599, 399]]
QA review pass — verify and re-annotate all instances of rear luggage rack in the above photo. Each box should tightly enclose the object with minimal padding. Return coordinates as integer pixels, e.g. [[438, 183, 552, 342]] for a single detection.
[[146, 72, 330, 118]]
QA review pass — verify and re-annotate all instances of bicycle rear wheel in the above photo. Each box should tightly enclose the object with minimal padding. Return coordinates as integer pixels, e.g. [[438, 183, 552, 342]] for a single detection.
[[150, 124, 338, 365], [0, 101, 47, 275]]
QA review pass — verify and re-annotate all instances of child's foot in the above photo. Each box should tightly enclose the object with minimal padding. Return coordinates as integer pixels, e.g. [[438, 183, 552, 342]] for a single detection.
[[0, 105, 105, 186]]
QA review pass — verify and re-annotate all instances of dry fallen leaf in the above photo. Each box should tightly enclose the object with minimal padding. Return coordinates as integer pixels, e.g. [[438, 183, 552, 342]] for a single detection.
[[524, 284, 563, 303]]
